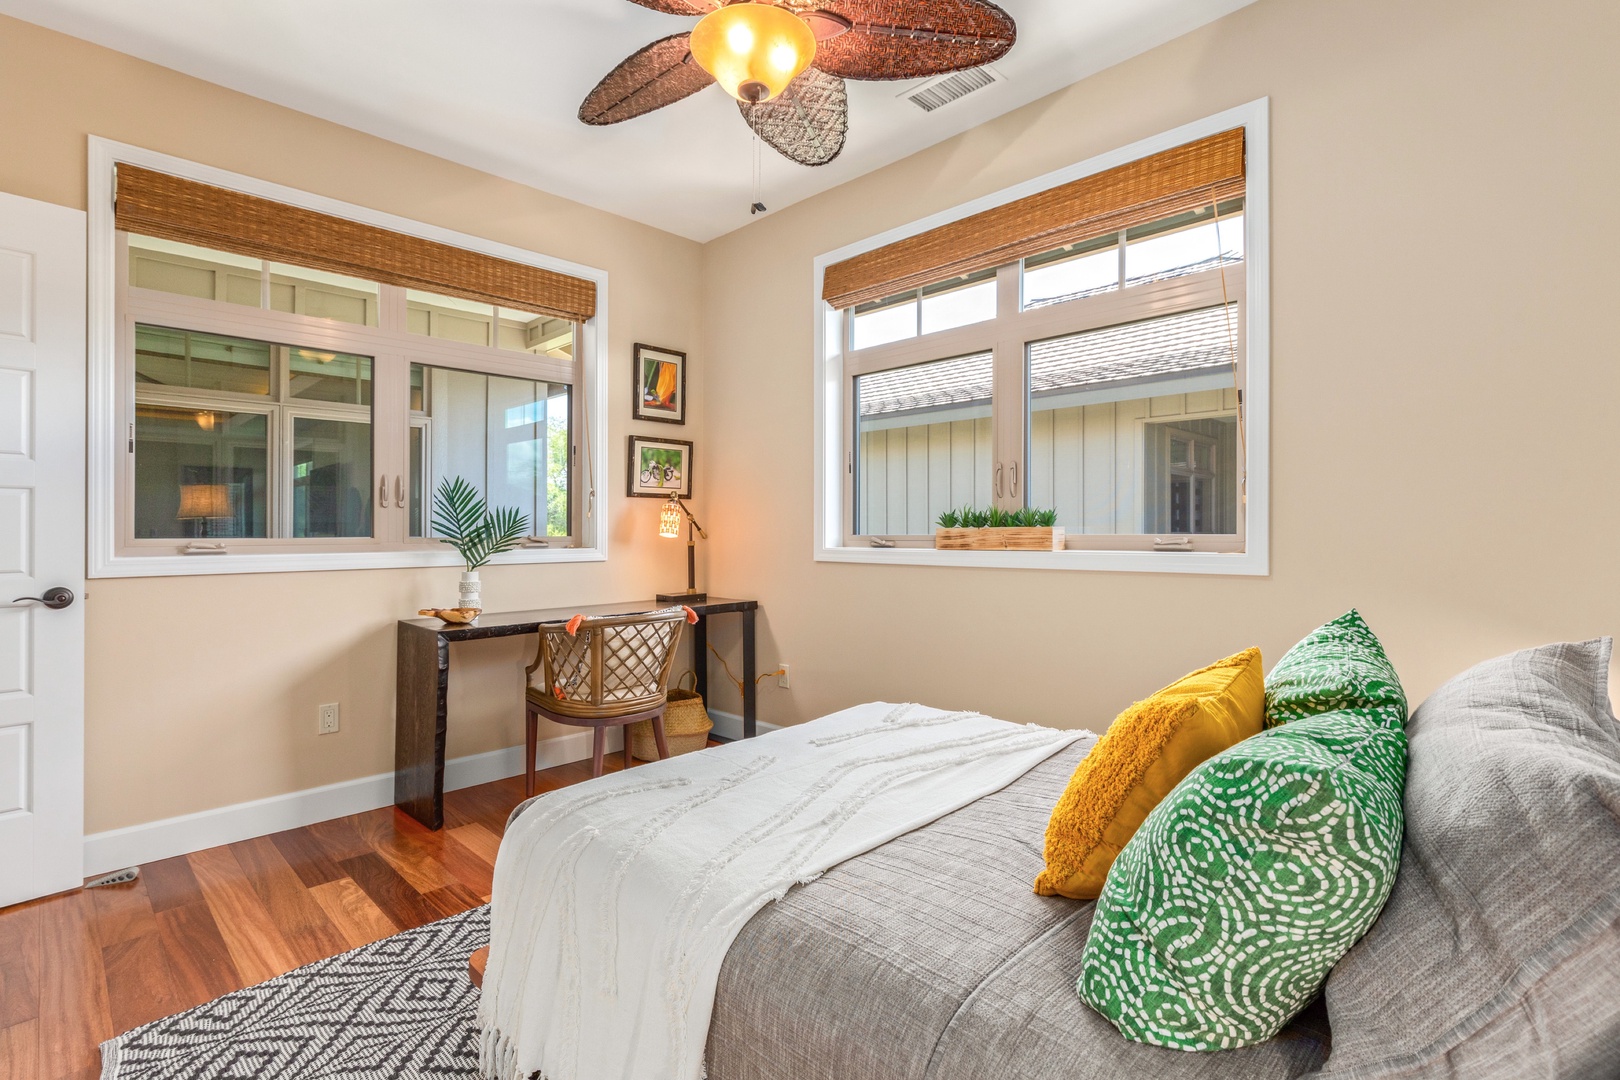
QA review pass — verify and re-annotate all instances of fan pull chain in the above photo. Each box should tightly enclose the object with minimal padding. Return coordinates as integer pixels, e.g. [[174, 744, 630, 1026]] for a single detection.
[[750, 135, 767, 215]]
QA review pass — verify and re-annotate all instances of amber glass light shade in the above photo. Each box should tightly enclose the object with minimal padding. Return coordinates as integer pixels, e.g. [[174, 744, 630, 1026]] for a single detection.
[[690, 2, 816, 104], [659, 498, 683, 539]]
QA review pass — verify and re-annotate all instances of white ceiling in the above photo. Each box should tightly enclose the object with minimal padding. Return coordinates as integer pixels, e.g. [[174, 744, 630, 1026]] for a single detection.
[[1, 0, 1256, 241]]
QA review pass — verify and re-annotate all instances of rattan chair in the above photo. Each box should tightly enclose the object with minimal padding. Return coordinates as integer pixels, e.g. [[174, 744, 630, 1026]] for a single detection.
[[523, 607, 690, 789]]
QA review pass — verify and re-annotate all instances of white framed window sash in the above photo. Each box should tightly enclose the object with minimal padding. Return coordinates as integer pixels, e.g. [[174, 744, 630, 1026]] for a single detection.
[[812, 99, 1271, 576], [88, 137, 610, 578]]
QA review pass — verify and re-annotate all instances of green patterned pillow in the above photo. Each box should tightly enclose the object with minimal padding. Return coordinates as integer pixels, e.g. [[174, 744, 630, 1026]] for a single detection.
[[1078, 709, 1407, 1049], [1264, 610, 1407, 730]]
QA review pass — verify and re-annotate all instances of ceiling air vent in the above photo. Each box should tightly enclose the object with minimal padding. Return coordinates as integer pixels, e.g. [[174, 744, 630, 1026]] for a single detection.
[[902, 66, 1002, 113]]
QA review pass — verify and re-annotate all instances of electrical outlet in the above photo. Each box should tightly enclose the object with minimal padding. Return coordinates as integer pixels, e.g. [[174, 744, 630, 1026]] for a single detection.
[[777, 664, 791, 689], [318, 703, 340, 735]]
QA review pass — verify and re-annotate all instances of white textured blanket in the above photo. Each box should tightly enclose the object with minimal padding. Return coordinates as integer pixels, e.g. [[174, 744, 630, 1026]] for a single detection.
[[477, 702, 1082, 1080]]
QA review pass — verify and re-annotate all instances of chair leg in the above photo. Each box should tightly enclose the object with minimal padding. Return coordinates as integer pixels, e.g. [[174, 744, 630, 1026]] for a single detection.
[[622, 727, 633, 771], [524, 706, 538, 797], [591, 727, 607, 778], [652, 710, 671, 761]]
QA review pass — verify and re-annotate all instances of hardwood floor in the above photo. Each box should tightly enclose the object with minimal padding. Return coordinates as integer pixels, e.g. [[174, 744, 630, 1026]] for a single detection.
[[0, 752, 639, 1080]]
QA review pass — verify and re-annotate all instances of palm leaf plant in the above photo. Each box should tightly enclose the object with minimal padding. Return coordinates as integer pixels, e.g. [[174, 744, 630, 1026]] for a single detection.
[[431, 476, 530, 571]]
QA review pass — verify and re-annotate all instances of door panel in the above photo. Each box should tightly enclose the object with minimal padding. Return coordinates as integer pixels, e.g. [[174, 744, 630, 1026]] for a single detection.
[[0, 192, 86, 908]]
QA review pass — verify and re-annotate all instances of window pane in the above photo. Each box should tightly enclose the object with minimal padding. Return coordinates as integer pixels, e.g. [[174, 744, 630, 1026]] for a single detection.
[[267, 263, 380, 326], [135, 325, 272, 396], [1125, 202, 1244, 286], [409, 424, 426, 538], [407, 289, 494, 347], [1025, 306, 1239, 535], [292, 417, 372, 538], [289, 347, 372, 405], [412, 363, 571, 540], [920, 273, 997, 334], [497, 306, 575, 358], [134, 405, 268, 539], [854, 352, 992, 535], [127, 235, 262, 308], [1023, 237, 1119, 309], [851, 293, 918, 350]]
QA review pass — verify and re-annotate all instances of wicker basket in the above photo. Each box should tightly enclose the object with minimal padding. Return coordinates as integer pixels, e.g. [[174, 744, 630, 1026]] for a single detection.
[[630, 671, 712, 761]]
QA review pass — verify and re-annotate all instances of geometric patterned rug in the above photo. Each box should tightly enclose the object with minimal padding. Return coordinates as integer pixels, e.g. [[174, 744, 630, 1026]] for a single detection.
[[100, 907, 489, 1080]]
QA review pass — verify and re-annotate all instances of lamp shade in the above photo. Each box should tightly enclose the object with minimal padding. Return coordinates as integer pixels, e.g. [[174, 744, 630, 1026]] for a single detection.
[[177, 483, 232, 520], [659, 498, 683, 539], [690, 2, 816, 104]]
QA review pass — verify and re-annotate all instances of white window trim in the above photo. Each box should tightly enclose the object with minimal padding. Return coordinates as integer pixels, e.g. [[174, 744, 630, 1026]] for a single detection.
[[87, 137, 611, 578], [811, 99, 1271, 576]]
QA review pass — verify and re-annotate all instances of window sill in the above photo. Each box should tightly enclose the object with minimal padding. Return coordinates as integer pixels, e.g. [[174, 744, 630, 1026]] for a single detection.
[[813, 544, 1267, 576], [90, 544, 606, 579]]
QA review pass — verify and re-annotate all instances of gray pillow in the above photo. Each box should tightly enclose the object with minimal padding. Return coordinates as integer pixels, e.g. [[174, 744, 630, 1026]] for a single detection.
[[1312, 639, 1620, 1079]]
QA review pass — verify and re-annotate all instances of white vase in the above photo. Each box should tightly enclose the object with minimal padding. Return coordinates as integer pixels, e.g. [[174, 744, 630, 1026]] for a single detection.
[[459, 570, 482, 610]]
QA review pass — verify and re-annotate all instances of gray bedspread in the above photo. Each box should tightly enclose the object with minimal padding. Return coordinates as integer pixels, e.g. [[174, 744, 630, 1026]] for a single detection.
[[506, 737, 1331, 1079], [704, 739, 1332, 1080]]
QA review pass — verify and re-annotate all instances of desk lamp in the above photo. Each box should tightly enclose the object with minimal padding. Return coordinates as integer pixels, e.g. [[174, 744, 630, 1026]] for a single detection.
[[656, 496, 707, 603]]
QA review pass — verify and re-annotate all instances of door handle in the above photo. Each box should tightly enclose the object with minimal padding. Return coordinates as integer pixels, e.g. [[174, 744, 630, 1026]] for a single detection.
[[995, 463, 1004, 498], [378, 476, 390, 508], [395, 475, 405, 507], [12, 587, 74, 610]]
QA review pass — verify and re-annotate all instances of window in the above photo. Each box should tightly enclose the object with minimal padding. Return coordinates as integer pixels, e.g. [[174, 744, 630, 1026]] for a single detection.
[[132, 325, 373, 540], [408, 364, 571, 540], [855, 352, 993, 534], [850, 270, 997, 350], [817, 113, 1267, 574], [95, 147, 605, 574]]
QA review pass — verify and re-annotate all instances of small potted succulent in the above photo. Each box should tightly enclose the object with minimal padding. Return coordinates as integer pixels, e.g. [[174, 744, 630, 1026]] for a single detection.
[[418, 477, 530, 624], [934, 506, 1065, 551]]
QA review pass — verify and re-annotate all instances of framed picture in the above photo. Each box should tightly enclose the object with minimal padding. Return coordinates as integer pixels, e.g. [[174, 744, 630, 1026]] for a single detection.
[[627, 435, 693, 499], [633, 343, 687, 425]]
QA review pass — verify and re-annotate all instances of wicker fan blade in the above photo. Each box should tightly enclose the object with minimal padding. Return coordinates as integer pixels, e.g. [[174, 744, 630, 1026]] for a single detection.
[[579, 34, 715, 126], [624, 0, 715, 14], [739, 68, 848, 166], [808, 0, 1016, 81]]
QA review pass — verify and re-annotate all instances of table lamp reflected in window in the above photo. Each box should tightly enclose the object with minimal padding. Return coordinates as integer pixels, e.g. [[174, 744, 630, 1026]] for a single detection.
[[176, 483, 233, 538]]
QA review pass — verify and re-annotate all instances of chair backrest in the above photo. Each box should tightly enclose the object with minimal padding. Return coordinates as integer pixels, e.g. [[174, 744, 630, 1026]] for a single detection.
[[526, 607, 688, 719]]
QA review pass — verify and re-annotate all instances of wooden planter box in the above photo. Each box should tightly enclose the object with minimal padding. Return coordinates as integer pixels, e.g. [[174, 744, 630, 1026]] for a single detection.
[[934, 526, 1065, 551]]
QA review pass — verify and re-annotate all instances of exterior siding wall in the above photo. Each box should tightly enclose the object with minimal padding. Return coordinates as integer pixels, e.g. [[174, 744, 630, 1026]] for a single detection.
[[859, 386, 1237, 534]]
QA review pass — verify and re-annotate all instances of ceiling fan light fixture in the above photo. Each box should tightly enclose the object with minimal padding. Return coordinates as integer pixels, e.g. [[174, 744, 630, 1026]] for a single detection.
[[690, 2, 816, 104]]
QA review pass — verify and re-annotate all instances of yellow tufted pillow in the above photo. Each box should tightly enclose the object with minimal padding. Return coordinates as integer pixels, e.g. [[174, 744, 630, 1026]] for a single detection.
[[1034, 648, 1265, 900]]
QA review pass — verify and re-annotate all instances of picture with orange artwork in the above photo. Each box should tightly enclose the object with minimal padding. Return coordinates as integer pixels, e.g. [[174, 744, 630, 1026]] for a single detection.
[[633, 343, 687, 425]]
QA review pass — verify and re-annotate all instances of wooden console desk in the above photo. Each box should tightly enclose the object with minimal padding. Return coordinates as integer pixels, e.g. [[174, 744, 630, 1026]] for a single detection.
[[394, 597, 759, 829]]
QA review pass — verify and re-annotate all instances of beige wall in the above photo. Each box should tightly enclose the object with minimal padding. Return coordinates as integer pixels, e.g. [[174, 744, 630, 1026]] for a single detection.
[[0, 15, 706, 832], [699, 0, 1620, 733]]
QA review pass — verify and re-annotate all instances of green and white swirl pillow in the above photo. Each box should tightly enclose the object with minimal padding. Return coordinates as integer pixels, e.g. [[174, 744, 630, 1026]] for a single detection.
[[1264, 610, 1408, 731], [1078, 611, 1408, 1050]]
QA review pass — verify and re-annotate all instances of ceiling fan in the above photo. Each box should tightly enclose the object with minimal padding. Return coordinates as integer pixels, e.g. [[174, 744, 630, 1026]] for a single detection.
[[580, 0, 1017, 167]]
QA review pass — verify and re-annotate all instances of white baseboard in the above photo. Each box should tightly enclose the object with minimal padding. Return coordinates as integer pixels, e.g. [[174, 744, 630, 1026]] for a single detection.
[[81, 730, 607, 877], [708, 709, 782, 742]]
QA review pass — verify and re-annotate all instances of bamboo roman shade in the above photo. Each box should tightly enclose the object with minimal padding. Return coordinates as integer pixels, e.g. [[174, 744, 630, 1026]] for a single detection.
[[823, 129, 1245, 310], [115, 164, 597, 322]]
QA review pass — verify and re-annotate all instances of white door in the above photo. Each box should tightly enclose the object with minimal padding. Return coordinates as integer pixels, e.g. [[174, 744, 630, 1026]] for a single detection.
[[0, 192, 86, 908]]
